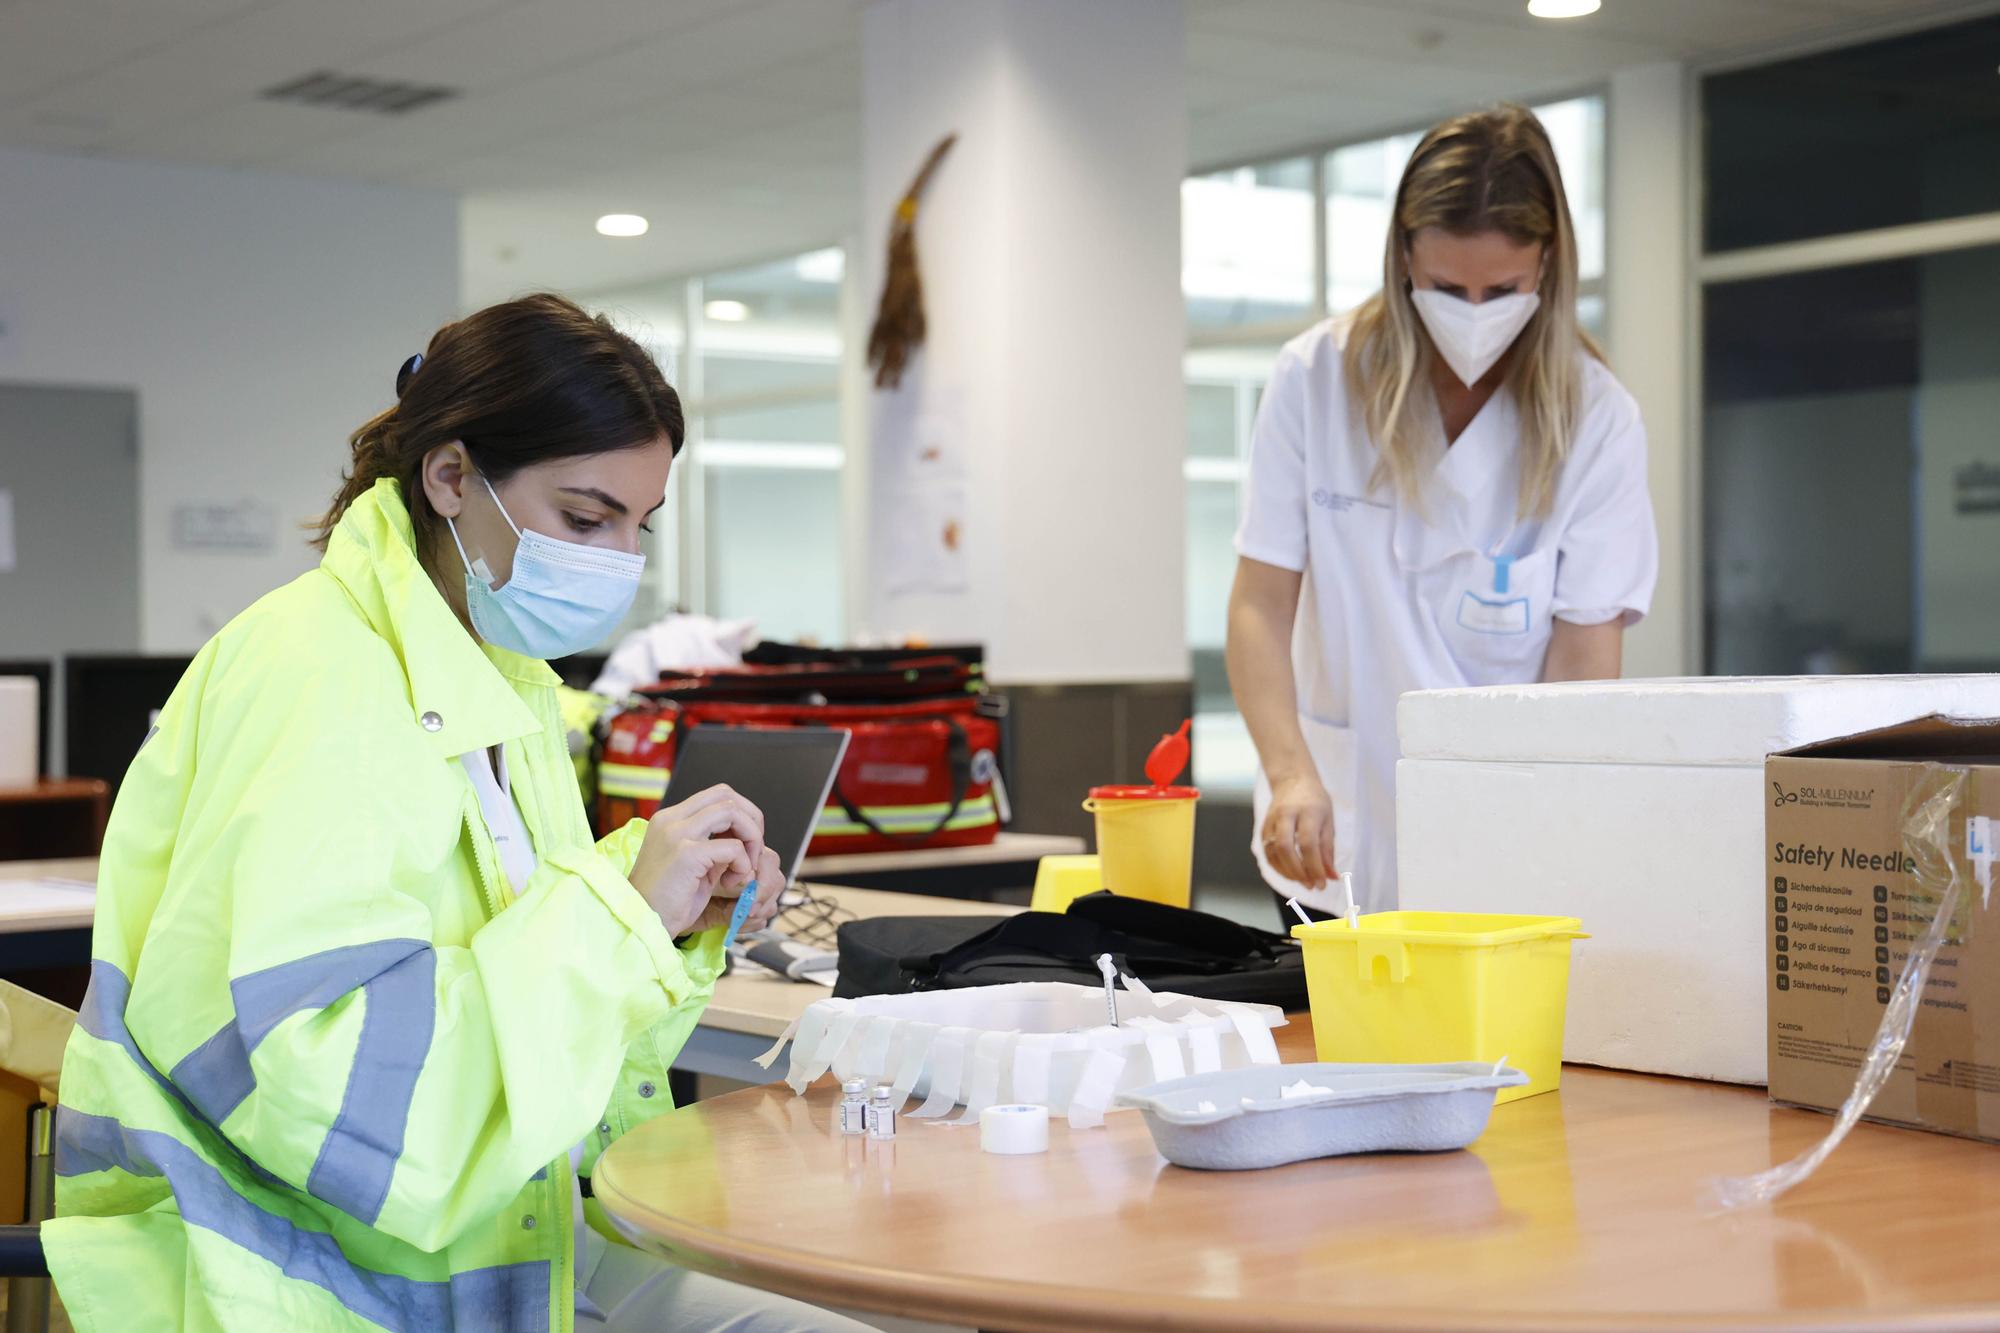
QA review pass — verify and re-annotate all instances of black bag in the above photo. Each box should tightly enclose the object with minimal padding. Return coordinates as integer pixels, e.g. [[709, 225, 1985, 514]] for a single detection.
[[832, 892, 1308, 1009]]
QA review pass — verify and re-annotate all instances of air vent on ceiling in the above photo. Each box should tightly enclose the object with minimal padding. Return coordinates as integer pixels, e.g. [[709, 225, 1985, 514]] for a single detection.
[[260, 71, 459, 116]]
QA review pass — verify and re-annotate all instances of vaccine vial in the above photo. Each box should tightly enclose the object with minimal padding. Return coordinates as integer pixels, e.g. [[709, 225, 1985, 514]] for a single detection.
[[867, 1085, 897, 1140], [839, 1079, 869, 1136]]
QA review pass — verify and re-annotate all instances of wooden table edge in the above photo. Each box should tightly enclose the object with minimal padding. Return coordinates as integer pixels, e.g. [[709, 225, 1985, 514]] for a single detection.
[[592, 1149, 2000, 1333]]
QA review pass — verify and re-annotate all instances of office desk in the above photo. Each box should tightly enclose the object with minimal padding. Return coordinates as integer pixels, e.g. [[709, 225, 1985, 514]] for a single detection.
[[796, 832, 1085, 900], [671, 885, 1017, 1086], [0, 780, 108, 862], [0, 859, 97, 1009], [595, 1019, 2000, 1333]]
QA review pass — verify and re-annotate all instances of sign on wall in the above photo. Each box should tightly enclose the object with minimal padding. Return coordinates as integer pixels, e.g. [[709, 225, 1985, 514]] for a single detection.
[[171, 501, 277, 552]]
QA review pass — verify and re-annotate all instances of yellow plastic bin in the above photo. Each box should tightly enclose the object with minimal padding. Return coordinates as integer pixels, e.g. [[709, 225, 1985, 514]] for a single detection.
[[1291, 912, 1587, 1103], [1030, 855, 1104, 913], [1080, 785, 1199, 908]]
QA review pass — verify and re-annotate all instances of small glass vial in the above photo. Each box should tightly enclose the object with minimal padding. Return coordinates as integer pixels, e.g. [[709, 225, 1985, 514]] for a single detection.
[[838, 1079, 869, 1136], [867, 1085, 897, 1140]]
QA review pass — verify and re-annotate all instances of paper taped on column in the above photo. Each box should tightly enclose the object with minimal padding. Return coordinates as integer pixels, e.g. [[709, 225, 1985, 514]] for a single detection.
[[754, 981, 1285, 1129]]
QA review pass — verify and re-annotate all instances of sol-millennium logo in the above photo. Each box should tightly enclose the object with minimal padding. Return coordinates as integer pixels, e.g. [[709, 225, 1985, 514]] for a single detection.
[[1773, 781, 1875, 809]]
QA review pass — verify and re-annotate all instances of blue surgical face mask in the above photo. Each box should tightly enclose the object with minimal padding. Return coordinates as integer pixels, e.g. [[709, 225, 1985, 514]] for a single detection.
[[446, 475, 645, 659]]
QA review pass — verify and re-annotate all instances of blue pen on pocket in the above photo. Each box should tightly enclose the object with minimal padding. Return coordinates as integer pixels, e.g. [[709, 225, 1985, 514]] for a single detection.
[[721, 879, 760, 951]]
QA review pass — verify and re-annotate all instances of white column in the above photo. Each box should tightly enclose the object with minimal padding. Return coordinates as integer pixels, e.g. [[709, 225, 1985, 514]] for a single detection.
[[1606, 61, 1695, 677], [856, 0, 1187, 684]]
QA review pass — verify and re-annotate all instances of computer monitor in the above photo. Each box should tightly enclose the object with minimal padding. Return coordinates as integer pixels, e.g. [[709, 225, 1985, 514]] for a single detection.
[[63, 655, 193, 796], [0, 659, 53, 778], [660, 726, 851, 885]]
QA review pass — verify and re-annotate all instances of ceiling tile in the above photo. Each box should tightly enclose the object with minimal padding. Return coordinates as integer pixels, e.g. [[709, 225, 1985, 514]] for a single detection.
[[353, 0, 745, 91]]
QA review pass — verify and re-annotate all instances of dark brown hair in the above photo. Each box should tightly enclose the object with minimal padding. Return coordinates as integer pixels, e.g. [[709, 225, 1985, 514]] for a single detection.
[[312, 292, 683, 553]]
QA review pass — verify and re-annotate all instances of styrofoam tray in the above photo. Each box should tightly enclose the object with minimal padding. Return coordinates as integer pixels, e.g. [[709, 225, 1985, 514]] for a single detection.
[[1116, 1062, 1528, 1171], [755, 981, 1288, 1128]]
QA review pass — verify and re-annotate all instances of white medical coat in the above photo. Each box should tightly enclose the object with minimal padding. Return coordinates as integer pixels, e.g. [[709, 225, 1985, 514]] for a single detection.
[[1234, 320, 1658, 913]]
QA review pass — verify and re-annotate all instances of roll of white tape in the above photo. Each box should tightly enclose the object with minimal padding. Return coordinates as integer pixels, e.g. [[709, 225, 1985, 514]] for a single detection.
[[979, 1103, 1050, 1156]]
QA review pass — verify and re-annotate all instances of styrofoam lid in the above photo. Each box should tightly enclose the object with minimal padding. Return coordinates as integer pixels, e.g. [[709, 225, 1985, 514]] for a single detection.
[[1398, 675, 2000, 767]]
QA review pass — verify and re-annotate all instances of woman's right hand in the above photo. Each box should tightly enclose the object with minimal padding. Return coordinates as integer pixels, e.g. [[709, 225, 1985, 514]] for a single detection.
[[1261, 773, 1336, 890], [627, 784, 768, 937]]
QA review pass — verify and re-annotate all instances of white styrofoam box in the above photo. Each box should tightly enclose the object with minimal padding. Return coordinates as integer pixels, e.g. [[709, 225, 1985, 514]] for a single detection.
[[1401, 675, 2000, 767], [0, 676, 36, 788], [1396, 675, 2000, 1085]]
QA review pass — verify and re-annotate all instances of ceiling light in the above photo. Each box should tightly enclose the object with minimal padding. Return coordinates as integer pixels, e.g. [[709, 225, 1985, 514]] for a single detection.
[[595, 213, 648, 238], [1527, 0, 1600, 16], [704, 299, 750, 322], [794, 248, 845, 284]]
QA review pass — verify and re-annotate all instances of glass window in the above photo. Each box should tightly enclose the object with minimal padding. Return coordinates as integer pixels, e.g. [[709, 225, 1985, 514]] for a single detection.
[[1183, 347, 1276, 793], [705, 396, 840, 446], [706, 465, 843, 645], [1186, 479, 1240, 654], [1187, 381, 1236, 459], [691, 249, 844, 641], [1183, 156, 1316, 335], [1703, 245, 2000, 674], [1704, 14, 2000, 253], [598, 283, 686, 383], [584, 246, 846, 646], [1326, 130, 1421, 314]]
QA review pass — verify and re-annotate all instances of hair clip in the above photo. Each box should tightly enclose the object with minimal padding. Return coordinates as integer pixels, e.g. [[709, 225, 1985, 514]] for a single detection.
[[395, 353, 424, 398]]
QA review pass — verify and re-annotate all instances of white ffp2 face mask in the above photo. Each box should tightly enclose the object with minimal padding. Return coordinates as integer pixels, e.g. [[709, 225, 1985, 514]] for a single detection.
[[1409, 288, 1541, 387]]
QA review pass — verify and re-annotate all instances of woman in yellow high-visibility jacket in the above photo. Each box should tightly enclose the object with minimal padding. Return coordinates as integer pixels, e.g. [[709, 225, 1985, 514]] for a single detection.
[[47, 294, 876, 1332]]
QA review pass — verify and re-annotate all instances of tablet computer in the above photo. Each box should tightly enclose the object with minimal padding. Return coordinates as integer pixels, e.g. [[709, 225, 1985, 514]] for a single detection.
[[659, 725, 851, 884]]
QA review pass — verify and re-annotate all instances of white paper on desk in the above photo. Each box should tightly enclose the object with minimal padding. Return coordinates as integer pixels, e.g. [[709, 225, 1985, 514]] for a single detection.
[[1, 879, 96, 916]]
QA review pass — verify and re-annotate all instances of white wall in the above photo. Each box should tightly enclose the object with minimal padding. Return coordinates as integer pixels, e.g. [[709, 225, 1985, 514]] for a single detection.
[[1605, 62, 1693, 678], [0, 147, 459, 652], [857, 0, 1188, 684]]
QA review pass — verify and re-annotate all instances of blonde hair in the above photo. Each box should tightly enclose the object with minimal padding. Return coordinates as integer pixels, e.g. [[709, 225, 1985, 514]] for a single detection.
[[1344, 104, 1601, 519]]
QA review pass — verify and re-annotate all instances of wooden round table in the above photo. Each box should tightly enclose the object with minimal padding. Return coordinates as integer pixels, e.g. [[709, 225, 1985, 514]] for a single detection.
[[593, 1021, 2000, 1331]]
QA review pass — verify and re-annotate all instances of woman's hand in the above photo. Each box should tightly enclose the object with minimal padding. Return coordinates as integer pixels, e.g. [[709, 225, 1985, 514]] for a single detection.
[[627, 785, 775, 937], [678, 847, 786, 938], [1261, 773, 1336, 890]]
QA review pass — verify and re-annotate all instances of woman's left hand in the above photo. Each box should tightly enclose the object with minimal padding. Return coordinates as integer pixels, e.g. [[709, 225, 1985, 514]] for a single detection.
[[681, 846, 786, 938]]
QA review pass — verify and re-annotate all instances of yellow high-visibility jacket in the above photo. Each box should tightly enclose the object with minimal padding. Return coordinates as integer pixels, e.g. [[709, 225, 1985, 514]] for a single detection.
[[47, 479, 721, 1331]]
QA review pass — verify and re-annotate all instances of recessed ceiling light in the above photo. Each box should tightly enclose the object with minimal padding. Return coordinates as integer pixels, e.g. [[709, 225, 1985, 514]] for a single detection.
[[704, 299, 750, 322], [1527, 0, 1600, 16], [595, 213, 648, 238]]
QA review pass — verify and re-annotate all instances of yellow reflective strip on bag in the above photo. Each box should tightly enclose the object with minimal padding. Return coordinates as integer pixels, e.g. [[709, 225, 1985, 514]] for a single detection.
[[815, 795, 999, 836], [598, 763, 670, 800]]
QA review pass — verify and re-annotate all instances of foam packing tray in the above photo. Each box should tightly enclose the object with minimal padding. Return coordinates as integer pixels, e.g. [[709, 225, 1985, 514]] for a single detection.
[[755, 981, 1288, 1128], [1116, 1062, 1527, 1171]]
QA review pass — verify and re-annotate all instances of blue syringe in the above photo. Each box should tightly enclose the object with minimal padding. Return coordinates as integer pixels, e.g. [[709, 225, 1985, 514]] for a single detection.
[[721, 879, 760, 951]]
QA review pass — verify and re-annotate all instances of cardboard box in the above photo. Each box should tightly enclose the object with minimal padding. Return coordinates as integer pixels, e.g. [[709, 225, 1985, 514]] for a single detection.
[[1767, 715, 2000, 1141]]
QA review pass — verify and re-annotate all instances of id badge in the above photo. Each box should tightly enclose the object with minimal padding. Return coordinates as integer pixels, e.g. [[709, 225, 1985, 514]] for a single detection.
[[1457, 590, 1530, 635]]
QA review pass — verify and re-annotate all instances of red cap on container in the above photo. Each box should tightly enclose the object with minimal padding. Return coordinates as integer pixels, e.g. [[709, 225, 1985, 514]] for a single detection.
[[1088, 785, 1200, 801], [1145, 719, 1192, 789]]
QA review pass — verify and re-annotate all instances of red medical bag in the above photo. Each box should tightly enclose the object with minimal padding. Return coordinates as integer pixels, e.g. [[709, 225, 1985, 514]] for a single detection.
[[595, 655, 1008, 856]]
